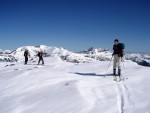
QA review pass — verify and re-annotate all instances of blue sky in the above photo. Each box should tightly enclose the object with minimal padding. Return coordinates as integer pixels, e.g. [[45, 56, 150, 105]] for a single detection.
[[0, 0, 150, 53]]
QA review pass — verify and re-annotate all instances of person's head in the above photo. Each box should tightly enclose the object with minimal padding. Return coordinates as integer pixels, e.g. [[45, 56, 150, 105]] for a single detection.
[[114, 39, 119, 45], [39, 49, 42, 53]]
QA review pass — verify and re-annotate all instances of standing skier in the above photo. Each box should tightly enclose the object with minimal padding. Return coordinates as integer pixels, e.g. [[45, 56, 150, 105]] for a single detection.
[[112, 39, 124, 81], [24, 49, 30, 65], [37, 50, 44, 65]]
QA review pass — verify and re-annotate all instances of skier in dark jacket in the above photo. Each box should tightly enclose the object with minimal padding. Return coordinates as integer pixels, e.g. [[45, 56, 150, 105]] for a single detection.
[[112, 39, 124, 80], [37, 50, 44, 65], [24, 50, 30, 65]]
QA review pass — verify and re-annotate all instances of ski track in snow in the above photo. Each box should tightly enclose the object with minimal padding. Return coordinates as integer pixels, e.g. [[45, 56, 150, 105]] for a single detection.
[[115, 81, 135, 113], [79, 79, 135, 113]]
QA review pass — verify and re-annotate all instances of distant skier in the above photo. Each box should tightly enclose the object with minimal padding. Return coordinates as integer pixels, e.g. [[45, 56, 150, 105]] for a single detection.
[[112, 39, 124, 81], [37, 50, 44, 65], [24, 49, 30, 65]]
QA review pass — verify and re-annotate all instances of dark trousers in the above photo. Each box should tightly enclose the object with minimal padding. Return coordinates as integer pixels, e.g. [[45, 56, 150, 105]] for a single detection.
[[25, 57, 28, 64], [38, 57, 44, 64]]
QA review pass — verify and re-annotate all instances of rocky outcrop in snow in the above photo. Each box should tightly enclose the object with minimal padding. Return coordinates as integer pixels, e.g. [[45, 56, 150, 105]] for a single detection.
[[126, 53, 150, 67], [0, 55, 16, 62]]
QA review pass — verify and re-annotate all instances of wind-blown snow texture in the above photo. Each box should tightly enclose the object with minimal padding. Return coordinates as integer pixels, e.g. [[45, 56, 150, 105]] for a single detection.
[[0, 56, 150, 113]]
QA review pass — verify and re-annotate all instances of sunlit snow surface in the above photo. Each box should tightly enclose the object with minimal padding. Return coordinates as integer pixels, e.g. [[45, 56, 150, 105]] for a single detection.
[[0, 56, 150, 113]]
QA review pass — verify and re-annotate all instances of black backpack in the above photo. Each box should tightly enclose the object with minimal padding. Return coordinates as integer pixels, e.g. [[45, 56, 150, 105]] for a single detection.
[[119, 43, 125, 49]]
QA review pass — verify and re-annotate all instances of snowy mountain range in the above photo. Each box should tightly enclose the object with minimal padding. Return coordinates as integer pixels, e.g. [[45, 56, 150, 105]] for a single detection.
[[0, 45, 150, 67]]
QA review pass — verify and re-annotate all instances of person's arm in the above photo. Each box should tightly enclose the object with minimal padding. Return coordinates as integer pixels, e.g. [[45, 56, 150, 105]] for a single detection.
[[112, 45, 115, 56], [118, 45, 124, 57], [28, 52, 31, 57], [24, 52, 26, 56], [122, 49, 124, 55]]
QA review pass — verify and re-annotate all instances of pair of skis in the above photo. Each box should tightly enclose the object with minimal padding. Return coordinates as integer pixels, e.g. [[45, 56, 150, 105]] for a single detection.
[[113, 76, 121, 82], [113, 75, 128, 82]]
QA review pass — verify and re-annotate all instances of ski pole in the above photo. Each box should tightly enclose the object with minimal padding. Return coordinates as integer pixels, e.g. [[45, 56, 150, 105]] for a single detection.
[[121, 54, 128, 79], [105, 56, 113, 77], [122, 61, 127, 79]]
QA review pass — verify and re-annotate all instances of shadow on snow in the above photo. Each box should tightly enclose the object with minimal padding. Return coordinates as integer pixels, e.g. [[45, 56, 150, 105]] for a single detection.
[[71, 72, 113, 77]]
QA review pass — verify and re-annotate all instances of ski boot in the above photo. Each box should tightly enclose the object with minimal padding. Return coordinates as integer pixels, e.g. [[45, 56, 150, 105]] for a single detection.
[[118, 69, 121, 81], [113, 69, 117, 81]]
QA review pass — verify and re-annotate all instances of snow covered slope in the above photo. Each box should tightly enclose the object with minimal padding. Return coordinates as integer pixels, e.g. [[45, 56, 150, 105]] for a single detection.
[[10, 45, 71, 61], [0, 57, 150, 113], [10, 45, 95, 63]]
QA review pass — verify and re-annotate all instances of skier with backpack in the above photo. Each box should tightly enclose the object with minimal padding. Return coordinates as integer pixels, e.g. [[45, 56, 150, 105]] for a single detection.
[[37, 50, 44, 65], [24, 49, 30, 65], [112, 39, 125, 81]]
